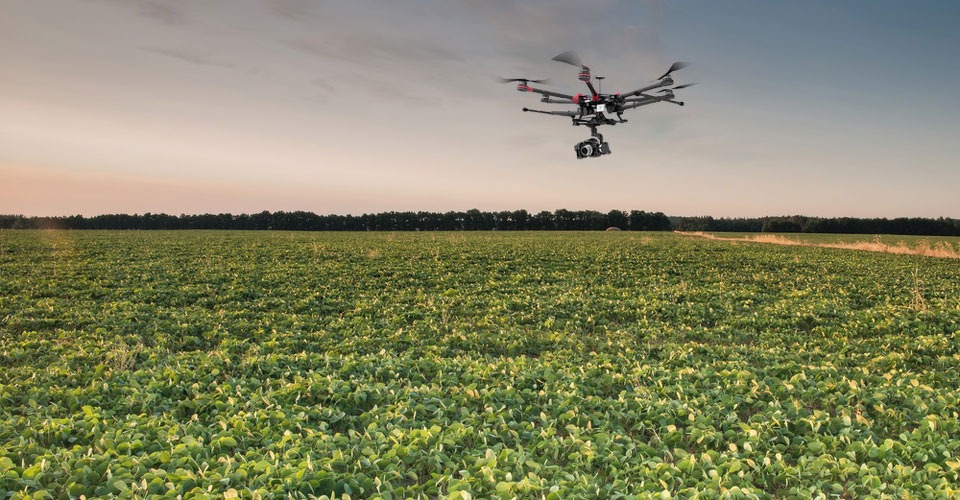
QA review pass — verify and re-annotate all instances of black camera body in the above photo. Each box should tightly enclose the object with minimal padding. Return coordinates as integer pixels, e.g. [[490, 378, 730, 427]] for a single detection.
[[575, 138, 611, 159]]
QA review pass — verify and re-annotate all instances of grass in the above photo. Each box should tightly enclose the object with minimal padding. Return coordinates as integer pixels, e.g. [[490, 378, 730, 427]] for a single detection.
[[678, 231, 960, 259]]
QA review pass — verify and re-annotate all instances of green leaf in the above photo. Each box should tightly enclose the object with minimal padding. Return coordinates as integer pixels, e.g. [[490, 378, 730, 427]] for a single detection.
[[113, 479, 129, 492]]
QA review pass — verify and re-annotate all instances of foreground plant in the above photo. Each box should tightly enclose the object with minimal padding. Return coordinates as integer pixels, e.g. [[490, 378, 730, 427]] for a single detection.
[[1, 231, 958, 498]]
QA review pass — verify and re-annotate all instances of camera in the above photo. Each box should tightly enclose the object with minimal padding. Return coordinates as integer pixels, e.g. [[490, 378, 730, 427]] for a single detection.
[[575, 138, 611, 159]]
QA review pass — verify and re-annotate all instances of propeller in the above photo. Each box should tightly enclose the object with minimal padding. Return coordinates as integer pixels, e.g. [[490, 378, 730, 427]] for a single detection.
[[672, 83, 696, 90], [498, 77, 550, 84], [552, 50, 584, 68], [655, 61, 689, 80]]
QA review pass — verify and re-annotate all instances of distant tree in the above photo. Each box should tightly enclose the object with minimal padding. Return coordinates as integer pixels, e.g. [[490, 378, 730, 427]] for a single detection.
[[493, 211, 512, 231], [462, 209, 482, 231], [6, 210, 957, 235], [512, 209, 530, 230], [761, 219, 802, 232], [606, 210, 628, 229], [0, 215, 22, 229], [532, 211, 554, 230], [479, 211, 495, 230], [674, 216, 716, 231], [438, 211, 461, 230], [580, 210, 606, 230], [554, 209, 574, 230]]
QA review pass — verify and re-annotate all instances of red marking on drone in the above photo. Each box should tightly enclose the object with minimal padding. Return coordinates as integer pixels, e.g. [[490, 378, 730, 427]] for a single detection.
[[572, 93, 584, 103]]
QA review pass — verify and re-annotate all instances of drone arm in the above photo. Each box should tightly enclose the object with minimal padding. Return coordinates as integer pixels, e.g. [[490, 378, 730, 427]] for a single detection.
[[622, 81, 668, 98], [522, 107, 578, 117], [525, 86, 574, 101], [623, 62, 687, 96], [620, 96, 658, 104], [584, 81, 598, 98], [618, 98, 662, 111], [619, 94, 686, 111], [539, 97, 573, 104]]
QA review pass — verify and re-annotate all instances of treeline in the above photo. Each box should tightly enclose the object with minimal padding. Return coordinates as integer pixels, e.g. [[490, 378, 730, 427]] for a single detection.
[[3, 211, 959, 235], [0, 209, 671, 231], [672, 215, 960, 236]]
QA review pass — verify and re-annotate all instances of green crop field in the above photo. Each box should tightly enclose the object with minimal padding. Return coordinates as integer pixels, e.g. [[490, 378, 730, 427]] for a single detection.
[[2, 230, 959, 498]]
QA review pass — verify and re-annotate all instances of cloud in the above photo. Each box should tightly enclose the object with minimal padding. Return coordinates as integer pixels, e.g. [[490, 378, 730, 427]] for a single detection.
[[144, 47, 235, 69], [285, 31, 465, 68], [311, 78, 336, 93], [261, 0, 312, 20], [79, 0, 186, 25], [139, 1, 185, 25], [461, 0, 573, 45]]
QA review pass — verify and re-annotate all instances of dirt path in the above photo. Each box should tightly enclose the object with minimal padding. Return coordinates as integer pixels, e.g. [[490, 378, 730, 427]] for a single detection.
[[675, 231, 960, 259]]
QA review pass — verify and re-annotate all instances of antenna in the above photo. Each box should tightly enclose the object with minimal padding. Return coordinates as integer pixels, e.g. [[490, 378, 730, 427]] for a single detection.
[[595, 76, 605, 94]]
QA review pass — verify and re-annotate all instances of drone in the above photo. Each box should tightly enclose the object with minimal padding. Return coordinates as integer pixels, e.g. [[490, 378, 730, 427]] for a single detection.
[[501, 51, 693, 159]]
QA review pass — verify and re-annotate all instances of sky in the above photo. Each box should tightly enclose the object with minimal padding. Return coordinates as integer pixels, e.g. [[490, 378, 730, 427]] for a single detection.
[[3, 0, 959, 218]]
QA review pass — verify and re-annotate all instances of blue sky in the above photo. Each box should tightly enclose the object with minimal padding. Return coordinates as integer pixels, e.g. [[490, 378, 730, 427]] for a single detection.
[[3, 0, 959, 217]]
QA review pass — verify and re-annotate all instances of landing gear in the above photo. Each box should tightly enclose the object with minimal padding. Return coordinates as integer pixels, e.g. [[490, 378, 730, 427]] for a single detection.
[[575, 127, 611, 159]]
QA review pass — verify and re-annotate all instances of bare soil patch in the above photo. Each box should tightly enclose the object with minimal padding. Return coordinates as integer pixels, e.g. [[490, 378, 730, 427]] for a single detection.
[[676, 231, 960, 259]]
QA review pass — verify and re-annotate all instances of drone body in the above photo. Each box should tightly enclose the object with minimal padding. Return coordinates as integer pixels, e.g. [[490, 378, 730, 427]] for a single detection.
[[502, 51, 692, 159]]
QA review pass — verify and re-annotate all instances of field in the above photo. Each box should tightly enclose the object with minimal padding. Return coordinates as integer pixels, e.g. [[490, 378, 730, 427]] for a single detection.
[[729, 233, 960, 246], [679, 232, 960, 260], [2, 230, 959, 498]]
